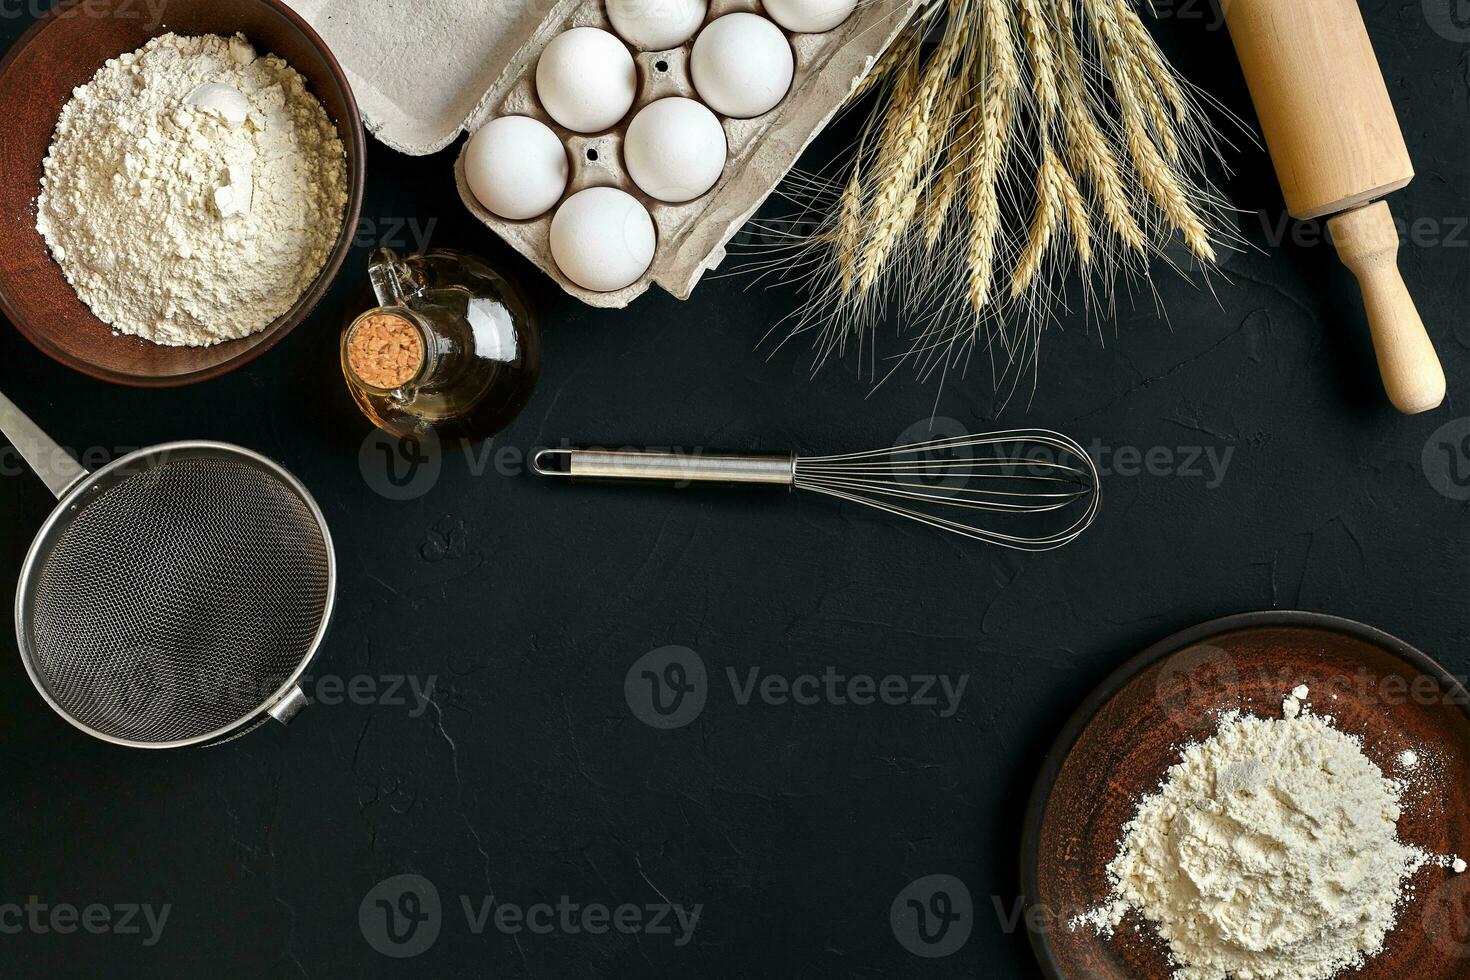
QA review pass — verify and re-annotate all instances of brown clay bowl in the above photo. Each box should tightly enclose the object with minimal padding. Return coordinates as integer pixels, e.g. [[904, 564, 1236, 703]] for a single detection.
[[0, 0, 366, 387], [1023, 611, 1470, 979]]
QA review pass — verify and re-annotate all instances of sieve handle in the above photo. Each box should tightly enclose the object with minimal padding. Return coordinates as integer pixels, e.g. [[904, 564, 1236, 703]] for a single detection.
[[0, 390, 88, 500], [268, 686, 310, 725]]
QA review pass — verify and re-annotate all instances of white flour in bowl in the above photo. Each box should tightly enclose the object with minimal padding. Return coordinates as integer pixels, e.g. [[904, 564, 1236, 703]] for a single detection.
[[1073, 686, 1464, 980], [35, 33, 349, 347]]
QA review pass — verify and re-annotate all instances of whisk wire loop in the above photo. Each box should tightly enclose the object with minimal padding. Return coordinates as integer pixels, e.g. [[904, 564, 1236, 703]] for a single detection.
[[793, 429, 1100, 551]]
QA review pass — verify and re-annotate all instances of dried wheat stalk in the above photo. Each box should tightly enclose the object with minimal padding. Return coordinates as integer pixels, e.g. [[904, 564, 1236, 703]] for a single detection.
[[748, 0, 1238, 399]]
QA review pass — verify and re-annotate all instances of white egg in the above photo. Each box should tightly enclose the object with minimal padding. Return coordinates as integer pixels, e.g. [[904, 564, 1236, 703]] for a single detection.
[[762, 0, 857, 33], [536, 28, 637, 133], [550, 187, 657, 292], [607, 0, 708, 50], [690, 13, 794, 119], [463, 116, 569, 220], [624, 98, 727, 203]]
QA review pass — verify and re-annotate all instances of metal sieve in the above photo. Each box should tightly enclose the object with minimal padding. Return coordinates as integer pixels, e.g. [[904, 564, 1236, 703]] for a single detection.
[[2, 391, 335, 749]]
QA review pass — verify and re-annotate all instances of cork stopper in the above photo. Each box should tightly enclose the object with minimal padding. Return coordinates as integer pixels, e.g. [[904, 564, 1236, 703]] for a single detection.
[[348, 312, 424, 390]]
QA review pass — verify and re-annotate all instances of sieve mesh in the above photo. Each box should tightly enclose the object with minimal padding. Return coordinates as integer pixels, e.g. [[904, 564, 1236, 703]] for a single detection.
[[21, 453, 331, 745]]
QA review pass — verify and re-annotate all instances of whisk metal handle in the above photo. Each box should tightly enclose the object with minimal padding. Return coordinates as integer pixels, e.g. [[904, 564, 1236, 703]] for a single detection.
[[0, 389, 89, 500], [533, 449, 795, 487]]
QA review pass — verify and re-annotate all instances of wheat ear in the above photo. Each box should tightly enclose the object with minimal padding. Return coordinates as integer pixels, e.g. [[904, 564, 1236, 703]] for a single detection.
[[1057, 163, 1092, 269], [1011, 0, 1088, 295], [834, 172, 865, 293], [965, 0, 1019, 313], [1118, 1, 1190, 124], [1052, 1, 1144, 255], [840, 59, 915, 291], [1084, 1, 1179, 161], [1084, 0, 1212, 260], [1017, 0, 1059, 118], [923, 97, 975, 249], [1011, 147, 1067, 296], [858, 6, 969, 292]]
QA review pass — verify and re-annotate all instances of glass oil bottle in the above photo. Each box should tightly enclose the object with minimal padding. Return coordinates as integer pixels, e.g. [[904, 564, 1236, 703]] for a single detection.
[[342, 247, 541, 441]]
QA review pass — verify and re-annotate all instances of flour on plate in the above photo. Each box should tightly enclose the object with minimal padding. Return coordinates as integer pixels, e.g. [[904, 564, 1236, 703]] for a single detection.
[[1073, 686, 1463, 980], [36, 33, 348, 347]]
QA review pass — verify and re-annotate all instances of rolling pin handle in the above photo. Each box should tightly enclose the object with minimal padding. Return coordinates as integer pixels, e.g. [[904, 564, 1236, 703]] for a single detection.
[[1328, 201, 1447, 415]]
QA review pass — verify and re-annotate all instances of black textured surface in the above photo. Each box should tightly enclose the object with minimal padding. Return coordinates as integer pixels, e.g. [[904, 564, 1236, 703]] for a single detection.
[[0, 3, 1466, 977]]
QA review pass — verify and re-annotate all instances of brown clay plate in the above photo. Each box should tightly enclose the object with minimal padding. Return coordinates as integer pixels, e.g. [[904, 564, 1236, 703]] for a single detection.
[[0, 0, 366, 387], [1022, 610, 1470, 979]]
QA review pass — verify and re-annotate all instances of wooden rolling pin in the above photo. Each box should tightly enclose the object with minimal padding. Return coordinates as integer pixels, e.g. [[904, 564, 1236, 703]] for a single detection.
[[1223, 0, 1446, 414]]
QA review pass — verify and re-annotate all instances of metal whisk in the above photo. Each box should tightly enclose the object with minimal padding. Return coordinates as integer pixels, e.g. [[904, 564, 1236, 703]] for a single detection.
[[533, 429, 1100, 551]]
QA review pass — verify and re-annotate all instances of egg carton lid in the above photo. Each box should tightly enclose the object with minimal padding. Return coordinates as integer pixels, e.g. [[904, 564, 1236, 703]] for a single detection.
[[287, 0, 547, 155]]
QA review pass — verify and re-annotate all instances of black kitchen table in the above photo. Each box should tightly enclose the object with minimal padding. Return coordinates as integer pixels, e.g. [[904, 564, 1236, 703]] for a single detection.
[[0, 2, 1465, 976]]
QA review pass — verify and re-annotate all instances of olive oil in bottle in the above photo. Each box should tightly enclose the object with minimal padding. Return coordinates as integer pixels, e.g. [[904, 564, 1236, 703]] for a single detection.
[[343, 247, 541, 441]]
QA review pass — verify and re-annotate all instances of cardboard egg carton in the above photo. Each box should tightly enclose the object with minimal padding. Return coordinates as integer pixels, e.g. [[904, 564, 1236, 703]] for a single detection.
[[289, 0, 917, 309]]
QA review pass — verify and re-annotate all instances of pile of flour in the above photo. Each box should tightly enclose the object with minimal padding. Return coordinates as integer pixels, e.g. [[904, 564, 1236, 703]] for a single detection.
[[36, 33, 348, 347], [1074, 687, 1463, 980]]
